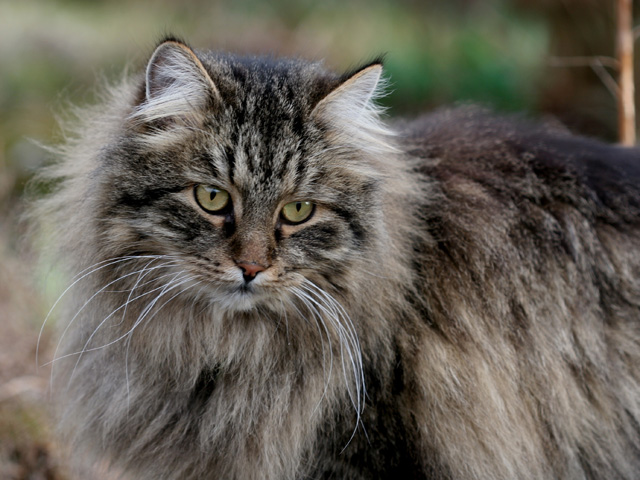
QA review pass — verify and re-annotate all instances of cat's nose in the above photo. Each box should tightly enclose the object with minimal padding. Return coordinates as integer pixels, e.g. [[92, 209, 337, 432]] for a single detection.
[[236, 261, 267, 283]]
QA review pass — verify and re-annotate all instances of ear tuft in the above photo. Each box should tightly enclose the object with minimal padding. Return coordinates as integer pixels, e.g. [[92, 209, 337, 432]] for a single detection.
[[312, 63, 396, 153], [131, 40, 220, 128]]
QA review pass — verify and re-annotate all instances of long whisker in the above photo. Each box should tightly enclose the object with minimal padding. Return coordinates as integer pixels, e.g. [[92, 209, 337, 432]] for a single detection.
[[302, 281, 368, 448], [71, 255, 177, 281], [37, 254, 173, 370], [65, 271, 193, 388], [288, 290, 331, 378], [279, 299, 291, 346], [114, 257, 170, 327], [50, 261, 180, 353], [73, 272, 189, 361], [290, 288, 333, 419], [303, 280, 369, 453], [47, 261, 179, 388], [125, 276, 202, 411], [298, 280, 366, 442], [44, 267, 182, 369], [303, 281, 365, 393], [294, 287, 356, 406], [311, 290, 363, 387]]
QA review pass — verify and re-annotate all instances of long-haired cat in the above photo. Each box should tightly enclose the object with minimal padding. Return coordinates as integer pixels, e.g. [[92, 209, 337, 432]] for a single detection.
[[37, 38, 640, 479]]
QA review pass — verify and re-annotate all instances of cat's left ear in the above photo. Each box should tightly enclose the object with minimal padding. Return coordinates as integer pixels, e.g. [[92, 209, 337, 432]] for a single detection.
[[311, 62, 395, 152], [133, 39, 221, 126], [312, 63, 382, 119]]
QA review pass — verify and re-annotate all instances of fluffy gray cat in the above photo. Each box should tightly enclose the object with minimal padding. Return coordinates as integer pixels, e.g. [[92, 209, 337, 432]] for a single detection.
[[37, 38, 640, 479]]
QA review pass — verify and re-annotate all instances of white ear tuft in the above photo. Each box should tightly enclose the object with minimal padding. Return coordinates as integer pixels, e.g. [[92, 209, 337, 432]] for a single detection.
[[312, 64, 397, 154], [131, 40, 220, 128], [313, 64, 382, 119]]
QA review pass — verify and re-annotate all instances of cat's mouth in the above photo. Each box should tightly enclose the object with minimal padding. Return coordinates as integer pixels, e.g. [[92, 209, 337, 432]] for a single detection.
[[194, 268, 304, 313], [237, 283, 251, 294], [214, 281, 272, 312], [226, 288, 265, 311]]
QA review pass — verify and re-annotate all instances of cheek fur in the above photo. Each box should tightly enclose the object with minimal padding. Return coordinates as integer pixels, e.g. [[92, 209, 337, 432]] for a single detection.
[[281, 219, 361, 270], [289, 222, 344, 252], [106, 195, 227, 257]]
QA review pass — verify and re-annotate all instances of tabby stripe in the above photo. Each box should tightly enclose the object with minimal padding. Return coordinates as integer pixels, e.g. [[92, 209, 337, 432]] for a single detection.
[[200, 152, 221, 179], [116, 186, 184, 209], [225, 146, 236, 183]]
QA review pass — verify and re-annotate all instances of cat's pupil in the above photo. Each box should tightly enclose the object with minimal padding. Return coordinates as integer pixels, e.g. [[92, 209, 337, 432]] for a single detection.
[[295, 202, 302, 212], [210, 192, 217, 201]]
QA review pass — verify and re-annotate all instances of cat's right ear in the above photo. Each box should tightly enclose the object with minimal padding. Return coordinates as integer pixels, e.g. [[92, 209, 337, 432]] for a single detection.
[[132, 40, 221, 126]]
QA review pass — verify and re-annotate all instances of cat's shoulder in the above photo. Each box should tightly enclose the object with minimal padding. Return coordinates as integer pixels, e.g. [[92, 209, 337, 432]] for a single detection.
[[397, 106, 640, 224]]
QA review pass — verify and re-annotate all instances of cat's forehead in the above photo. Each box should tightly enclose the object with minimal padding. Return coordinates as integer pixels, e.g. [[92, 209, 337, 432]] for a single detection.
[[203, 54, 334, 148], [200, 53, 339, 110], [133, 44, 390, 197], [198, 55, 334, 194]]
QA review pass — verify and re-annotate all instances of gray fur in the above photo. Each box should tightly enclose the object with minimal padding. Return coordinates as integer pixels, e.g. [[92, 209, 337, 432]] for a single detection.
[[36, 39, 640, 479]]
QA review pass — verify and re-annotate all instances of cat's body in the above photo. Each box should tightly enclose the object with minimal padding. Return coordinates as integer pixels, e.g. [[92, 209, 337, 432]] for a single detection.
[[39, 39, 640, 479]]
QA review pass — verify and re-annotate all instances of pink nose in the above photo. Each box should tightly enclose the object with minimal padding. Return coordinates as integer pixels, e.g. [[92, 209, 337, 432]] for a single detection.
[[236, 261, 266, 280]]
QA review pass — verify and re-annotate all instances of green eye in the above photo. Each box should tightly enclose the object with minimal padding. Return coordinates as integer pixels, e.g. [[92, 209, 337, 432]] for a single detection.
[[281, 201, 314, 224], [194, 185, 230, 213]]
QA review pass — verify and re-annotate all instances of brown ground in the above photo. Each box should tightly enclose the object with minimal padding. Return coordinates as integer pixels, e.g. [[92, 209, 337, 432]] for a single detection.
[[0, 215, 68, 480]]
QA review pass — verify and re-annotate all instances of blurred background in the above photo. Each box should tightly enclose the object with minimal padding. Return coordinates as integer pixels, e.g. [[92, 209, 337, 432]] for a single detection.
[[0, 0, 629, 477]]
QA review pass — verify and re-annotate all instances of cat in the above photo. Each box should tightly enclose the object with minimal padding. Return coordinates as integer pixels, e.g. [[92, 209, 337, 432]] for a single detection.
[[36, 37, 640, 479]]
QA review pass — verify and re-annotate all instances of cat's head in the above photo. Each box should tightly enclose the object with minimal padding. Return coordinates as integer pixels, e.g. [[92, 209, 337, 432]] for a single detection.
[[87, 39, 396, 313]]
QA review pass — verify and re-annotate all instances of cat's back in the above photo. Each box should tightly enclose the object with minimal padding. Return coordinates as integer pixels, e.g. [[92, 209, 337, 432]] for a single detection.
[[388, 106, 640, 480], [396, 106, 640, 313], [399, 106, 640, 227]]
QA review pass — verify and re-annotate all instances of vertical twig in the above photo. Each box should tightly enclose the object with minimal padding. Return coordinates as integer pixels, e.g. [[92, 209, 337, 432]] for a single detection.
[[617, 0, 635, 145]]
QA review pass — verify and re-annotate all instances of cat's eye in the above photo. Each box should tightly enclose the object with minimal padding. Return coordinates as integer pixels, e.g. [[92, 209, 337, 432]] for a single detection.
[[281, 201, 314, 224], [194, 185, 231, 214]]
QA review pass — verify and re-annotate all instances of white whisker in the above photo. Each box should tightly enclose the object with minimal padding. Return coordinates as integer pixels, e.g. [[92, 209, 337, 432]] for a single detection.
[[48, 261, 180, 387], [125, 276, 202, 411], [37, 254, 174, 370], [279, 299, 291, 346], [295, 288, 356, 406], [296, 279, 366, 447], [290, 288, 334, 419], [44, 267, 183, 369], [113, 261, 180, 327], [65, 271, 193, 387]]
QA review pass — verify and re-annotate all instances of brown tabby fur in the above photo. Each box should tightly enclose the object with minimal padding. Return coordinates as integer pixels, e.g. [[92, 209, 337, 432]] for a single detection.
[[35, 38, 640, 479]]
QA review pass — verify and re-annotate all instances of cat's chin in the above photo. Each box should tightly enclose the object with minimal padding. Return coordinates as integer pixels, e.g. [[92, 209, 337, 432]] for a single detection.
[[223, 293, 262, 312], [213, 286, 275, 313]]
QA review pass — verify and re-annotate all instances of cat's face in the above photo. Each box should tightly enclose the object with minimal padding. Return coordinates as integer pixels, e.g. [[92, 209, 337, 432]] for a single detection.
[[93, 40, 393, 313]]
